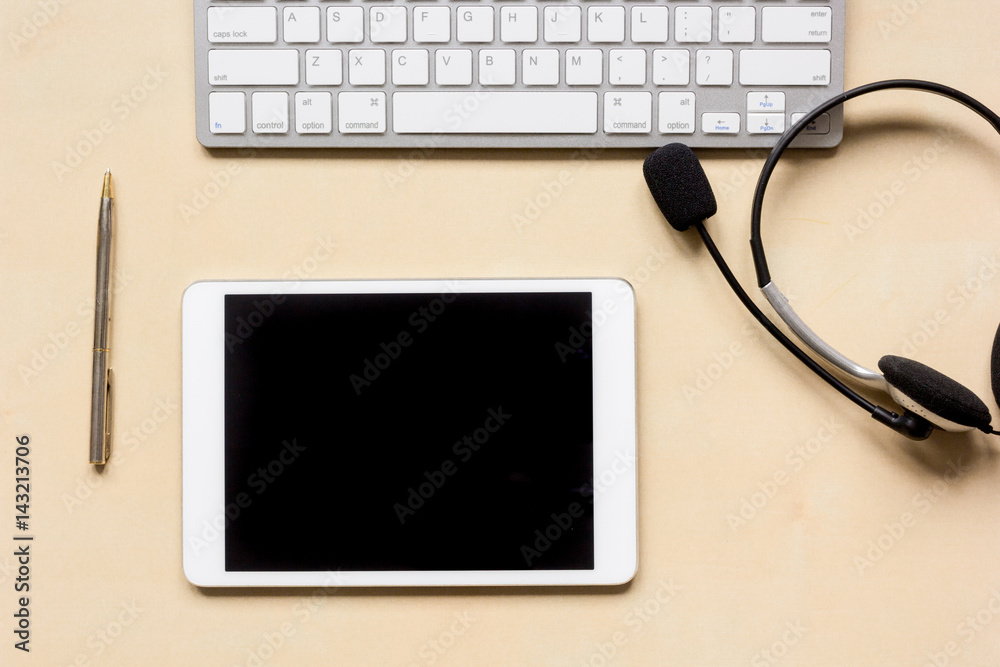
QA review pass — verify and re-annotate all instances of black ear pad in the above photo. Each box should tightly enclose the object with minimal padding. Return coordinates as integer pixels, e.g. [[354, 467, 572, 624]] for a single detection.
[[992, 322, 1000, 409], [879, 355, 992, 431]]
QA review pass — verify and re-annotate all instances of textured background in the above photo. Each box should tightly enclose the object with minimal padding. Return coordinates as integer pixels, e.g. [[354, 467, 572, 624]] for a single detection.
[[3, 1, 1000, 664]]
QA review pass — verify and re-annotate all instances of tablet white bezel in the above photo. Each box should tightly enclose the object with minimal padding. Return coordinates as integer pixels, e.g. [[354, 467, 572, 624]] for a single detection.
[[182, 278, 636, 587]]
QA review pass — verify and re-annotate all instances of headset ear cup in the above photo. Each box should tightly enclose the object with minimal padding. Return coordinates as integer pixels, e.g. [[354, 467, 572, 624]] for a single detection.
[[992, 322, 1000, 409], [879, 355, 992, 432]]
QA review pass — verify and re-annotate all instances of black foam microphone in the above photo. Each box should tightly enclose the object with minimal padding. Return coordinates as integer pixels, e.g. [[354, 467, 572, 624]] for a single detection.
[[644, 143, 935, 440], [643, 143, 717, 231], [993, 323, 1000, 410]]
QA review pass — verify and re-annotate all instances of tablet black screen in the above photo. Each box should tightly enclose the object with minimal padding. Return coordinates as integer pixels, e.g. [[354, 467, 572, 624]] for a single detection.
[[223, 291, 595, 572]]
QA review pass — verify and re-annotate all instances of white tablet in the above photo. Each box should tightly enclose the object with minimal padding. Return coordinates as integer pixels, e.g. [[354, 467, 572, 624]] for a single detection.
[[182, 279, 636, 587]]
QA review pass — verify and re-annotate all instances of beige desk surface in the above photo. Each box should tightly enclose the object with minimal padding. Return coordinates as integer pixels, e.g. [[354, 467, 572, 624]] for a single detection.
[[4, 1, 1000, 664]]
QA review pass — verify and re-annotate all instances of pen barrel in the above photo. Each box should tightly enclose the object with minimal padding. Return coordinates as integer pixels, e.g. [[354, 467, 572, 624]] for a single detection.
[[90, 195, 113, 464], [89, 349, 110, 464], [92, 198, 113, 350]]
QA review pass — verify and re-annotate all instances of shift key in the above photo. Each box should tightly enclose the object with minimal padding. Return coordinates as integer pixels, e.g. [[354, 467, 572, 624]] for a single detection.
[[208, 50, 299, 86]]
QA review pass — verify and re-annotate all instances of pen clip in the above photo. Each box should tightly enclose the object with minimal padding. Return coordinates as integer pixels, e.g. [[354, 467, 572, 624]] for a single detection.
[[101, 368, 113, 464]]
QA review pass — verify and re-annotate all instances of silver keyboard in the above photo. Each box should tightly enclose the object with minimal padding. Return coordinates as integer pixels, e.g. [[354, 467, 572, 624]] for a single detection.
[[194, 0, 845, 149]]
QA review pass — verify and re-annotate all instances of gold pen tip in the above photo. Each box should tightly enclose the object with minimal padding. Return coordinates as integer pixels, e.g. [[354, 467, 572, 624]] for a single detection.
[[102, 170, 113, 198]]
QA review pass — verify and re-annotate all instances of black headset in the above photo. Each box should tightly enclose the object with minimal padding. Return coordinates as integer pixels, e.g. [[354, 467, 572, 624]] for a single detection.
[[644, 79, 1000, 441]]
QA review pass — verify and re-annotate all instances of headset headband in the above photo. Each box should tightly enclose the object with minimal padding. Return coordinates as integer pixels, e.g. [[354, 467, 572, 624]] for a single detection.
[[749, 79, 1000, 391]]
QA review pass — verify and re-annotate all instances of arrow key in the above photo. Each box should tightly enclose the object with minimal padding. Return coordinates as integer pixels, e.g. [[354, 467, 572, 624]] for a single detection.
[[702, 112, 741, 134], [747, 92, 785, 113], [747, 113, 785, 134]]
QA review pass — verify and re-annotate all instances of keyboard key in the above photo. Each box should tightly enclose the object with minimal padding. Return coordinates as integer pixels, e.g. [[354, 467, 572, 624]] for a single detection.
[[747, 91, 784, 112], [457, 7, 494, 43], [295, 92, 332, 133], [565, 49, 602, 86], [370, 7, 408, 43], [675, 6, 711, 43], [436, 49, 473, 85], [283, 6, 320, 43], [392, 92, 597, 133], [339, 92, 386, 133], [762, 7, 833, 43], [630, 7, 668, 44], [207, 7, 277, 44], [791, 112, 831, 134], [544, 6, 582, 43], [739, 49, 831, 86], [209, 92, 246, 134], [349, 49, 387, 85], [208, 50, 299, 85], [414, 7, 451, 43], [719, 7, 755, 44], [609, 50, 645, 86], [746, 113, 784, 134], [392, 49, 430, 85], [703, 112, 740, 134], [604, 92, 651, 134], [696, 49, 733, 86], [479, 49, 516, 85], [588, 6, 625, 43], [501, 7, 538, 43], [305, 49, 343, 85], [653, 50, 690, 86], [522, 49, 560, 85], [328, 7, 364, 43], [658, 92, 695, 134], [252, 92, 289, 133]]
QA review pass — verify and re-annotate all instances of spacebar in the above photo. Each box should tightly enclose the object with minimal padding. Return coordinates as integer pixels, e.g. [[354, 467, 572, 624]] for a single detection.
[[393, 92, 598, 134]]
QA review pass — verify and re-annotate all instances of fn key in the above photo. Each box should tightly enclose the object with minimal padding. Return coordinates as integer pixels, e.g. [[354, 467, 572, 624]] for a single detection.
[[209, 92, 245, 134]]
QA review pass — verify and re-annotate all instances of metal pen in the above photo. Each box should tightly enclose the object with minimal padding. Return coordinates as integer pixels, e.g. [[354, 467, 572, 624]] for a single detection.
[[90, 170, 114, 464]]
